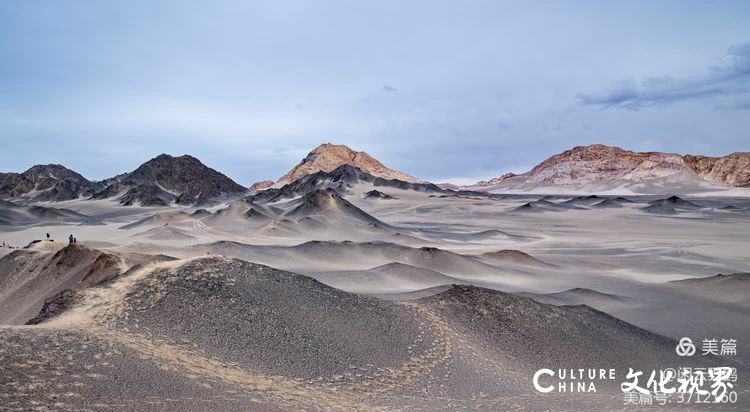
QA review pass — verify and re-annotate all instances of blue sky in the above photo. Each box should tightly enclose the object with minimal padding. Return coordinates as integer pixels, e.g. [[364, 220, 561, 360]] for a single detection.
[[1, 1, 749, 185]]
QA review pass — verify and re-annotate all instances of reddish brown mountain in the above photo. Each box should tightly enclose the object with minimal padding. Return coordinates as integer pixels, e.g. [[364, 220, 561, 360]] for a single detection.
[[683, 152, 750, 187], [273, 143, 417, 187], [472, 144, 749, 189]]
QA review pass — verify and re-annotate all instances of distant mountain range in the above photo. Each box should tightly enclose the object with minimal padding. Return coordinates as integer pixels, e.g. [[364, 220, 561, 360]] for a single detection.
[[465, 144, 750, 193], [1, 155, 248, 206], [1, 143, 748, 206]]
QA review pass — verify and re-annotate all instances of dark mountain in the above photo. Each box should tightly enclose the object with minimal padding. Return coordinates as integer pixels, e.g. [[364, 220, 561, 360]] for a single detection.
[[364, 190, 395, 200], [591, 199, 623, 208], [118, 183, 175, 207], [510, 199, 575, 213], [92, 154, 248, 206], [1, 157, 246, 206], [284, 189, 393, 229], [23, 164, 89, 186], [648, 195, 701, 208], [561, 194, 604, 206], [641, 195, 702, 214], [0, 164, 103, 202], [590, 196, 634, 208], [248, 164, 472, 204], [0, 173, 33, 199]]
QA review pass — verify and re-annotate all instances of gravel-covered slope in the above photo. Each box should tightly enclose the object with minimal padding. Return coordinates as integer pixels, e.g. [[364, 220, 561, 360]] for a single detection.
[[4, 256, 741, 410], [109, 257, 432, 379]]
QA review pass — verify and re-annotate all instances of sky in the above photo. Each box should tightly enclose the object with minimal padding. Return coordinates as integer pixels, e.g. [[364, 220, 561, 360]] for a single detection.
[[1, 1, 749, 185]]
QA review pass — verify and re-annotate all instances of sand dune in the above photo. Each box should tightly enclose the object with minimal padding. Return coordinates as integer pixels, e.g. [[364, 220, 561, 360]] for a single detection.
[[510, 199, 576, 213], [0, 200, 87, 226], [414, 227, 532, 243], [476, 249, 552, 267], [188, 240, 508, 279], [285, 189, 392, 228], [134, 225, 199, 240], [311, 262, 462, 293], [130, 218, 218, 242], [669, 272, 749, 307], [255, 218, 302, 236], [119, 210, 194, 229], [202, 201, 278, 226], [516, 287, 635, 307], [719, 204, 743, 211]]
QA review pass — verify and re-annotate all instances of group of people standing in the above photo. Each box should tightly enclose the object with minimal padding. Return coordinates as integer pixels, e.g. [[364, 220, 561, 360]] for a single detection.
[[45, 232, 77, 244], [1, 233, 78, 249]]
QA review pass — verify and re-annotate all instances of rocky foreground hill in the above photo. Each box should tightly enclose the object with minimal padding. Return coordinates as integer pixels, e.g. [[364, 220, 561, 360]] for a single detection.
[[2, 248, 729, 410]]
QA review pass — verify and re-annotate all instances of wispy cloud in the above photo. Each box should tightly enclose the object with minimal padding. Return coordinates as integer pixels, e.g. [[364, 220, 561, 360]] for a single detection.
[[578, 41, 750, 110], [1, 3, 749, 182]]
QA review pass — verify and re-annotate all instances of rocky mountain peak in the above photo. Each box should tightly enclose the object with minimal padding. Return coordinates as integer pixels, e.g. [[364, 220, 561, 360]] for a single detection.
[[22, 164, 90, 185], [525, 144, 686, 184], [93, 154, 248, 206], [274, 143, 418, 187], [125, 154, 203, 180], [0, 164, 101, 202]]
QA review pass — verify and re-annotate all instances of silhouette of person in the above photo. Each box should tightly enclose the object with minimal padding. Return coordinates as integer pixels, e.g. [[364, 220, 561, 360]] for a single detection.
[[73, 237, 77, 244], [69, 234, 74, 245], [46, 233, 50, 239]]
